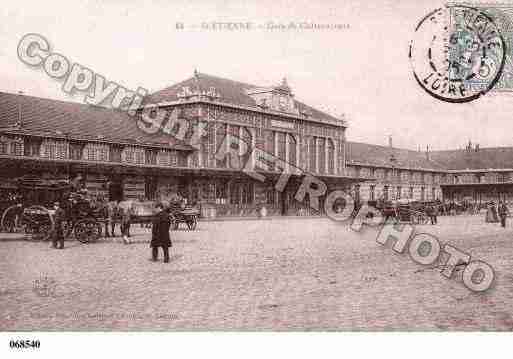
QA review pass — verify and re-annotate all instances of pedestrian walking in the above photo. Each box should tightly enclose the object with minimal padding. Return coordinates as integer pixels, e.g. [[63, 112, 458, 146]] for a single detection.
[[498, 201, 509, 228], [151, 203, 172, 263], [52, 201, 65, 249], [121, 204, 133, 244]]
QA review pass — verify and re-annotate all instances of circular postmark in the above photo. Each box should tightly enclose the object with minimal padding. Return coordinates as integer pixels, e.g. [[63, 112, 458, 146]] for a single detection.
[[409, 5, 506, 103]]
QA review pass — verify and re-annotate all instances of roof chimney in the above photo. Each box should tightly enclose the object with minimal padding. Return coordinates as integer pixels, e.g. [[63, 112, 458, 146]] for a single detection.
[[388, 135, 393, 148]]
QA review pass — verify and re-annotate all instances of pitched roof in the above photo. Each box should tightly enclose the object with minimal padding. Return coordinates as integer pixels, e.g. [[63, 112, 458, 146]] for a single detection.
[[146, 72, 343, 125], [430, 147, 513, 170], [0, 91, 188, 148], [346, 141, 447, 171]]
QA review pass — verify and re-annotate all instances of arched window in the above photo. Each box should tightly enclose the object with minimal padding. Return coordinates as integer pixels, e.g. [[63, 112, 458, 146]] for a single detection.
[[318, 137, 326, 174], [309, 137, 317, 173], [277, 132, 286, 162], [288, 134, 297, 167], [327, 139, 335, 175]]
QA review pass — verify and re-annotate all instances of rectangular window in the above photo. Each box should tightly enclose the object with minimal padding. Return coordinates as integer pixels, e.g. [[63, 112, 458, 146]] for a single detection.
[[409, 186, 414, 199], [135, 149, 145, 164], [384, 186, 389, 201], [86, 145, 96, 161], [10, 141, 23, 156], [396, 186, 401, 199], [370, 185, 375, 201], [0, 141, 8, 154], [145, 149, 157, 165], [44, 141, 57, 158], [124, 148, 135, 163]]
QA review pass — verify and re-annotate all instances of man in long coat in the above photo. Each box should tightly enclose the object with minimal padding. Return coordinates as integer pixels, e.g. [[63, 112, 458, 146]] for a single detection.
[[52, 201, 65, 249], [498, 201, 509, 228], [151, 203, 172, 263]]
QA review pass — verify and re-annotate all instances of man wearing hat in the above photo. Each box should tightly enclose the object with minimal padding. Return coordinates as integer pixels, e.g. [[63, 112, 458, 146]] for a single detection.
[[151, 202, 171, 262], [52, 201, 65, 249]]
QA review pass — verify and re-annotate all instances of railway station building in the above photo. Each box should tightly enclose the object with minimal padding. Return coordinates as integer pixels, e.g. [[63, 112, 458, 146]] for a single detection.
[[1, 72, 512, 217]]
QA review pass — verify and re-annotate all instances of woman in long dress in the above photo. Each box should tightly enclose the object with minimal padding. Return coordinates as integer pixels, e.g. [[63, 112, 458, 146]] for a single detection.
[[485, 202, 499, 223]]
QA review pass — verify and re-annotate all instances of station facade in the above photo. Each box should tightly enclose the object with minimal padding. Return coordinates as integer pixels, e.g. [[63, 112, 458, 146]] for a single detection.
[[1, 72, 512, 217]]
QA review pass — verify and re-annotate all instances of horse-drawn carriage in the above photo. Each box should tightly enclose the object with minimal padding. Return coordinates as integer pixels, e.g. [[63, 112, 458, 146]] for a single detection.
[[377, 199, 430, 224], [0, 176, 105, 242], [169, 203, 199, 230], [1, 176, 201, 242]]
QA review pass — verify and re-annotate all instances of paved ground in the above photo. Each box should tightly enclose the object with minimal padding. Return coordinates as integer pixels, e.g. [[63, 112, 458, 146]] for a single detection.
[[1, 215, 513, 331]]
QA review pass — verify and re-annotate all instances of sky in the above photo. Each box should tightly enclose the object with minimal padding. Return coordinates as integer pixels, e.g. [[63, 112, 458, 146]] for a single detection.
[[1, 0, 513, 151]]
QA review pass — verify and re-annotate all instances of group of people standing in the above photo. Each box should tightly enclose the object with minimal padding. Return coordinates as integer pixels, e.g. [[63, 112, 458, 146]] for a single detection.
[[102, 201, 133, 243]]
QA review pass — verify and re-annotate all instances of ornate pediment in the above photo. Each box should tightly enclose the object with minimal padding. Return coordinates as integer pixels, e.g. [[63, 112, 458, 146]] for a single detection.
[[245, 77, 297, 114]]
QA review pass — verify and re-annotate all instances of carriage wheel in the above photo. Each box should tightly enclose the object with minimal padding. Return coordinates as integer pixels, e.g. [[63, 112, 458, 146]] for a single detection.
[[187, 216, 197, 230], [74, 218, 102, 243], [1, 205, 26, 233]]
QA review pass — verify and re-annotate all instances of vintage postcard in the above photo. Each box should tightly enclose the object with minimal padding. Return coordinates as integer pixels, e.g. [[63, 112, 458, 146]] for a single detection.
[[1, 0, 513, 355]]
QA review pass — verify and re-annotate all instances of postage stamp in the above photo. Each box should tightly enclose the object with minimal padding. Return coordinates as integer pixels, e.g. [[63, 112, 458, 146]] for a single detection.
[[409, 2, 513, 102]]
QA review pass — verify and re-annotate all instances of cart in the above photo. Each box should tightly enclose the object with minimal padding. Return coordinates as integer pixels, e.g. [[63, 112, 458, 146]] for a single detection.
[[168, 203, 199, 230]]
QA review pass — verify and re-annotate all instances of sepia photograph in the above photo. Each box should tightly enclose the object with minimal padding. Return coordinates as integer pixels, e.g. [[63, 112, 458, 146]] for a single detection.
[[1, 0, 512, 356]]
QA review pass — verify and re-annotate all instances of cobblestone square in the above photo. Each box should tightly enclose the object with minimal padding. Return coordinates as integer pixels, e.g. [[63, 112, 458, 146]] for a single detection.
[[1, 216, 513, 330]]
